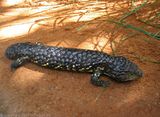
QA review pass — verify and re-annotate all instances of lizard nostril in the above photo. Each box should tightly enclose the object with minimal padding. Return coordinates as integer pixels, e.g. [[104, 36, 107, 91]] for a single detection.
[[136, 68, 143, 77]]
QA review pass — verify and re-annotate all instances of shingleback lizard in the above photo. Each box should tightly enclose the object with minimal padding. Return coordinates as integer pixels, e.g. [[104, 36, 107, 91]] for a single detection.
[[5, 42, 143, 87]]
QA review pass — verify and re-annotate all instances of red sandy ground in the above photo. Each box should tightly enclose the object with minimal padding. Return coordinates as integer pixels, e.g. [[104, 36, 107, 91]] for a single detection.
[[0, 0, 160, 117]]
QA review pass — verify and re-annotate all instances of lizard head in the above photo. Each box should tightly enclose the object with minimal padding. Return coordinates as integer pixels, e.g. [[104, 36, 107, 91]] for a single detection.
[[5, 42, 32, 60], [104, 56, 143, 82]]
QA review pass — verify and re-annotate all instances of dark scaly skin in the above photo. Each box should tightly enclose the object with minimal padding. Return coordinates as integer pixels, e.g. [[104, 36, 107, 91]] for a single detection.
[[5, 42, 143, 87]]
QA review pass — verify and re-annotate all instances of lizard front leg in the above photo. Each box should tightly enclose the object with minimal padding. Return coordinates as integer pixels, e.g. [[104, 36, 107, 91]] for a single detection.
[[11, 56, 29, 70], [91, 67, 111, 87]]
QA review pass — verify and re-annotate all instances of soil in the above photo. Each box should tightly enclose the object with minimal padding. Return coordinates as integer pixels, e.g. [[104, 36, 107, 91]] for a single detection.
[[0, 0, 160, 117]]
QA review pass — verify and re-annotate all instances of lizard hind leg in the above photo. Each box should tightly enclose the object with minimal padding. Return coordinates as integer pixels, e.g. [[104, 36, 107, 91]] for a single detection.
[[11, 56, 29, 70]]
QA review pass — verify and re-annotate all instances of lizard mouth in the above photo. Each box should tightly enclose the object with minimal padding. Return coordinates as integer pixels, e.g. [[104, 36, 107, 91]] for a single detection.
[[122, 69, 143, 81], [127, 74, 141, 81], [123, 65, 143, 81], [105, 69, 143, 82]]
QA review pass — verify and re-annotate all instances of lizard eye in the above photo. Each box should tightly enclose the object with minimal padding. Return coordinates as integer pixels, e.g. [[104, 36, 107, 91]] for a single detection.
[[128, 73, 135, 77], [126, 72, 140, 81]]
